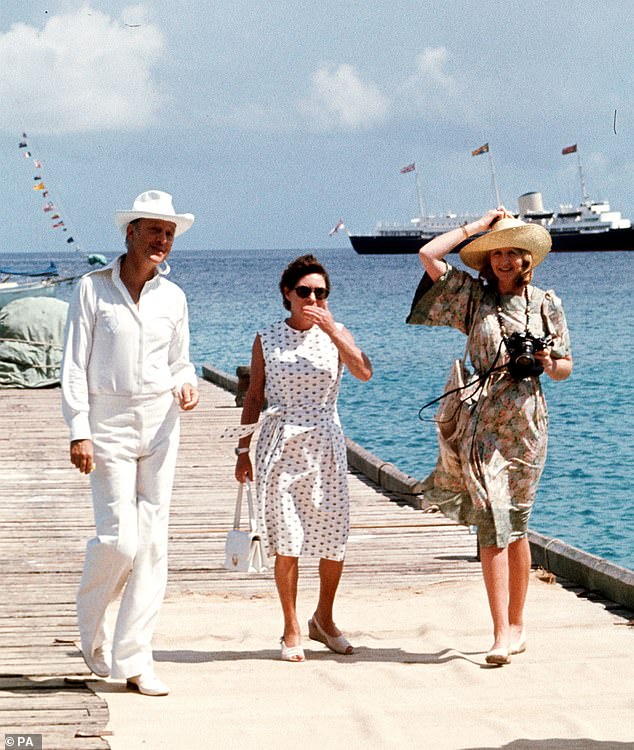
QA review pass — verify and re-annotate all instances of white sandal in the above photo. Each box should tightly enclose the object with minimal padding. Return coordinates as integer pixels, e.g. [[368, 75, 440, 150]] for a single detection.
[[509, 628, 527, 655], [308, 616, 353, 655], [280, 637, 305, 662], [485, 646, 511, 665]]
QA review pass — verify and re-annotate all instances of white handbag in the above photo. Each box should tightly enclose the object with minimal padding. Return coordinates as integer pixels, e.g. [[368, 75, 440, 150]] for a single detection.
[[224, 478, 267, 573]]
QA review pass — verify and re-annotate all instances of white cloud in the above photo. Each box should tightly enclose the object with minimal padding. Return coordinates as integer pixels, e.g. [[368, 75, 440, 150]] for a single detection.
[[298, 63, 389, 131], [394, 46, 473, 125], [294, 50, 459, 134], [404, 46, 456, 91], [0, 4, 164, 134]]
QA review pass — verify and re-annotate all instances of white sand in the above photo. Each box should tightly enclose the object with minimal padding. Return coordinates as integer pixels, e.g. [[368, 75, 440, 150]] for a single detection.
[[90, 573, 634, 750]]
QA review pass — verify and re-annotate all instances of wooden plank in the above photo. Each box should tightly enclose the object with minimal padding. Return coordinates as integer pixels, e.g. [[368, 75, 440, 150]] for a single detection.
[[0, 678, 109, 749], [0, 379, 481, 748]]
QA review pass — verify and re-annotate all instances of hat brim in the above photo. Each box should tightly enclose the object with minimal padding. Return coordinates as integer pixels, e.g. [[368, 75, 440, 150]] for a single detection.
[[459, 224, 551, 270], [115, 211, 195, 237]]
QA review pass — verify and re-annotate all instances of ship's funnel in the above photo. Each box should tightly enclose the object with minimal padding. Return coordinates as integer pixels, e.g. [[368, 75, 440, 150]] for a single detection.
[[518, 192, 545, 215]]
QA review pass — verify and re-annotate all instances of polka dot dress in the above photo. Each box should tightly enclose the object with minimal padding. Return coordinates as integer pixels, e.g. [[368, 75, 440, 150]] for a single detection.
[[255, 320, 349, 561]]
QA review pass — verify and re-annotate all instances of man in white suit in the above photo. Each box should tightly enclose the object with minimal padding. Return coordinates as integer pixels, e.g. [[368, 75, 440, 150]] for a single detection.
[[61, 190, 199, 696]]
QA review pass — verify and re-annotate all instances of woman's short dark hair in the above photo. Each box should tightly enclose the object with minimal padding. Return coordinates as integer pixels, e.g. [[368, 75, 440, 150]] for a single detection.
[[279, 254, 330, 310], [479, 249, 533, 289]]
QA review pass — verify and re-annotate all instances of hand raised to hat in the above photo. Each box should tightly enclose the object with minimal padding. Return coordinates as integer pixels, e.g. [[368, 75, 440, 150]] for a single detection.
[[418, 206, 513, 283], [472, 206, 514, 235], [419, 206, 516, 282]]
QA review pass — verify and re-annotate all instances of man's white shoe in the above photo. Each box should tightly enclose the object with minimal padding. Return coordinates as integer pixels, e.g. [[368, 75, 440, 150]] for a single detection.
[[81, 645, 111, 678], [126, 672, 170, 696]]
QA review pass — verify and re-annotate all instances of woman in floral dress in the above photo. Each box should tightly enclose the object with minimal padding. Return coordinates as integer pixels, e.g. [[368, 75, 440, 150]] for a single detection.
[[408, 208, 572, 665], [234, 255, 372, 662]]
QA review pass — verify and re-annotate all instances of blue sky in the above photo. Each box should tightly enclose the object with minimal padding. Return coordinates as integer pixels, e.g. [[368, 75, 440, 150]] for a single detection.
[[1, 1, 632, 253]]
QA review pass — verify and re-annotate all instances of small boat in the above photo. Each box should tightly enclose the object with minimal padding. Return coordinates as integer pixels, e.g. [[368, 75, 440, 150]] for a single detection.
[[0, 261, 58, 277], [0, 277, 57, 310]]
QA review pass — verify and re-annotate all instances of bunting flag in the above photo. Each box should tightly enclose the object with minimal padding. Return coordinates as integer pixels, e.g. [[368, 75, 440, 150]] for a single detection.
[[329, 219, 345, 236], [18, 132, 81, 252], [562, 144, 577, 155], [471, 143, 489, 157], [400, 162, 416, 173]]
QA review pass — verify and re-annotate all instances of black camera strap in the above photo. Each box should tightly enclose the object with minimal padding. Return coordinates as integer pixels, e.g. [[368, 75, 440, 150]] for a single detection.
[[419, 286, 535, 424], [417, 338, 507, 422]]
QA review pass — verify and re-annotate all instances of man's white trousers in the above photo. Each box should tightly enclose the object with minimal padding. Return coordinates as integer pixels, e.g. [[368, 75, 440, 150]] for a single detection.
[[78, 391, 179, 679]]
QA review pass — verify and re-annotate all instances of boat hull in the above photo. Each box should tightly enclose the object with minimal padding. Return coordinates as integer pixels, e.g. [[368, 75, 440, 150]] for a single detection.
[[349, 226, 634, 254], [0, 281, 57, 310]]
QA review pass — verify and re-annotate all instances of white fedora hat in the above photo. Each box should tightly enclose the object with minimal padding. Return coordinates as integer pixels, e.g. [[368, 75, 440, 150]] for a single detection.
[[459, 217, 551, 271], [115, 190, 194, 237]]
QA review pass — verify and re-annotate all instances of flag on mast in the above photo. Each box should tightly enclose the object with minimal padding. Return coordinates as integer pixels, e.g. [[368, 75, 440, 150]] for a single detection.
[[400, 162, 416, 174], [329, 219, 346, 236], [471, 143, 489, 157], [562, 144, 577, 155]]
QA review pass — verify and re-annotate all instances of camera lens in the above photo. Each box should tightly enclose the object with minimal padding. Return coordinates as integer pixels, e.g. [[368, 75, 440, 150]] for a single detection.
[[515, 339, 535, 368]]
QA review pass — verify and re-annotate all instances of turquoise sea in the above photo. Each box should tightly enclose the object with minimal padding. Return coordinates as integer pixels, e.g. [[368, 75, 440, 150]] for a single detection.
[[7, 248, 633, 571]]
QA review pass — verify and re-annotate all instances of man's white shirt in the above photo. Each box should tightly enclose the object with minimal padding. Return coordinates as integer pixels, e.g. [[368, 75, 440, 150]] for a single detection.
[[61, 255, 197, 441]]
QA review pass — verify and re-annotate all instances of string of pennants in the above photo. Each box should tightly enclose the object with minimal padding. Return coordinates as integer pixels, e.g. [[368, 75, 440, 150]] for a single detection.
[[18, 132, 78, 247]]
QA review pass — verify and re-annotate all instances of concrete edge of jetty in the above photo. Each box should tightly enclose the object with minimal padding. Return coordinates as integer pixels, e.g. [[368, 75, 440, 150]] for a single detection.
[[201, 362, 634, 613]]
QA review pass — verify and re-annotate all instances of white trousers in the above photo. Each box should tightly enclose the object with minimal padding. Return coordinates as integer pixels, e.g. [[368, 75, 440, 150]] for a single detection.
[[77, 391, 179, 679]]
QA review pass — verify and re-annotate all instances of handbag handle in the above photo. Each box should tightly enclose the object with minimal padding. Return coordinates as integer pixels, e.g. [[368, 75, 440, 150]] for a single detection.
[[233, 478, 258, 534]]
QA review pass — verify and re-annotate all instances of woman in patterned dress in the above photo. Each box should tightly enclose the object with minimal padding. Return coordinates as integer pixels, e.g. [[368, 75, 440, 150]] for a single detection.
[[235, 255, 372, 662], [408, 207, 572, 665]]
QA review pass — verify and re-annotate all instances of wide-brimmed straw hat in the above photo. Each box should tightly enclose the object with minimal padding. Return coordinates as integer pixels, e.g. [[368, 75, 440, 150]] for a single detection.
[[115, 190, 195, 237], [459, 216, 551, 270]]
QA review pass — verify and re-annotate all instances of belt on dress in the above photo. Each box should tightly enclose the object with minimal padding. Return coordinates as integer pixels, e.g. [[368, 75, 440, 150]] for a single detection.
[[220, 404, 337, 442]]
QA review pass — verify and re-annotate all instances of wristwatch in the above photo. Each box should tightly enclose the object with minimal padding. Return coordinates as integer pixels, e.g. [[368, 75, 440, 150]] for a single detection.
[[234, 447, 250, 456]]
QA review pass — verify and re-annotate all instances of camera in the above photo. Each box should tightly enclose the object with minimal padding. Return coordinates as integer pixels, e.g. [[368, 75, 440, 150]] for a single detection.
[[504, 331, 550, 380]]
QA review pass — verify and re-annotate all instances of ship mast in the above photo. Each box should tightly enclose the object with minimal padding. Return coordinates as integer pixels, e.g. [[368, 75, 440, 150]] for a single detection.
[[487, 147, 501, 207], [562, 143, 590, 206], [414, 169, 426, 220], [576, 149, 591, 205], [472, 142, 501, 207], [400, 162, 426, 220]]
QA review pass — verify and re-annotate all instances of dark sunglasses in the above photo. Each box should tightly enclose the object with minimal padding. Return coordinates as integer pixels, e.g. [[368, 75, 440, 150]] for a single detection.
[[293, 285, 329, 300]]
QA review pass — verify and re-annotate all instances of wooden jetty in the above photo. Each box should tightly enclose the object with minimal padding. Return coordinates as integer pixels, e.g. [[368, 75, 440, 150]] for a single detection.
[[1, 379, 481, 748]]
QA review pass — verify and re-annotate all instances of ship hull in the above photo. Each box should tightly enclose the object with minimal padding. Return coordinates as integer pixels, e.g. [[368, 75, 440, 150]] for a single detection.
[[349, 226, 634, 255]]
